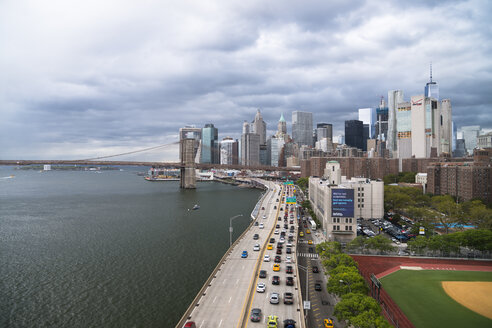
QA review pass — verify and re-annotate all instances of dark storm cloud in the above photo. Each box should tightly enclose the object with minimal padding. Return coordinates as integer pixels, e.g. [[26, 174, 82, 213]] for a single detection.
[[0, 0, 491, 160]]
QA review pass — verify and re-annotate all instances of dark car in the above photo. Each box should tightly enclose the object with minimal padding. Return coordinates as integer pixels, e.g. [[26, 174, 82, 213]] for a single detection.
[[277, 243, 283, 249], [250, 308, 262, 322], [254, 221, 259, 226], [276, 224, 280, 228], [183, 322, 196, 328], [308, 247, 314, 253], [312, 266, 319, 273], [284, 319, 296, 328], [286, 276, 294, 286], [272, 275, 280, 285], [284, 292, 294, 304], [286, 247, 292, 254], [284, 224, 288, 229], [259, 270, 267, 278], [274, 256, 281, 263], [276, 248, 282, 255], [314, 282, 322, 291], [286, 265, 293, 274], [270, 237, 276, 243], [253, 233, 259, 240]]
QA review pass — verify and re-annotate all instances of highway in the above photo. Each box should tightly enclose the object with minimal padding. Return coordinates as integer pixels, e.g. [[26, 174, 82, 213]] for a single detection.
[[177, 181, 304, 328]]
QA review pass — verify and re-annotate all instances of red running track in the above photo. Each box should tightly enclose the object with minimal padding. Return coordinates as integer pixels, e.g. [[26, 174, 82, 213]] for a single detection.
[[351, 256, 492, 328]]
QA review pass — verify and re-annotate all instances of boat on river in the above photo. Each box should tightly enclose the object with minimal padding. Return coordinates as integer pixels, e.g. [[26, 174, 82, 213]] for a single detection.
[[192, 204, 200, 210]]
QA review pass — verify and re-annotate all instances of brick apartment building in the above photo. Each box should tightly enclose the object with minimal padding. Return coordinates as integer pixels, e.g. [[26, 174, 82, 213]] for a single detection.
[[427, 149, 492, 204]]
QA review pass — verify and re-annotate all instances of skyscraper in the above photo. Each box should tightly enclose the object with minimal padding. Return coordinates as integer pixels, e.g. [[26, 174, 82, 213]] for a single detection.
[[345, 120, 364, 150], [316, 123, 333, 142], [396, 102, 412, 159], [440, 99, 452, 155], [387, 90, 404, 156], [292, 111, 313, 147], [220, 137, 239, 165], [410, 95, 441, 158], [278, 113, 287, 136], [241, 120, 260, 166], [424, 63, 439, 100], [358, 108, 376, 139], [461, 125, 481, 155], [252, 109, 267, 146], [201, 124, 219, 164]]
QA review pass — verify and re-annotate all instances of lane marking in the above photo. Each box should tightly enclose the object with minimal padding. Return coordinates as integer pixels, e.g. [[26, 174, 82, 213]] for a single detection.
[[229, 296, 232, 303], [213, 296, 217, 304], [218, 319, 223, 327]]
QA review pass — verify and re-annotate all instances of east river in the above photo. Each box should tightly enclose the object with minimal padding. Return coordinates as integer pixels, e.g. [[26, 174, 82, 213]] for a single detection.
[[0, 166, 261, 327]]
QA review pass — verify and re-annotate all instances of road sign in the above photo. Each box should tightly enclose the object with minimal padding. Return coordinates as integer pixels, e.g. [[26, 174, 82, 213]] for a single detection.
[[303, 300, 311, 310]]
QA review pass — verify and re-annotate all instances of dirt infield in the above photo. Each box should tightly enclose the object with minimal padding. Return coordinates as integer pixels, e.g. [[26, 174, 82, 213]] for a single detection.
[[442, 281, 492, 320]]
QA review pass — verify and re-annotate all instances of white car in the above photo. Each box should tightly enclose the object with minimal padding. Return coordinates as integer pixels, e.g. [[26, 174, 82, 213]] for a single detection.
[[279, 237, 285, 244], [270, 292, 279, 304], [286, 256, 292, 263], [256, 282, 266, 293], [274, 229, 279, 234], [263, 215, 267, 219], [264, 255, 270, 262], [259, 223, 264, 229], [286, 242, 293, 248], [253, 244, 260, 251]]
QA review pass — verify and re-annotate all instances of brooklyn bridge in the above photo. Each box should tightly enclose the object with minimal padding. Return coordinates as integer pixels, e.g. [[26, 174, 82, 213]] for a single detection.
[[0, 133, 300, 189]]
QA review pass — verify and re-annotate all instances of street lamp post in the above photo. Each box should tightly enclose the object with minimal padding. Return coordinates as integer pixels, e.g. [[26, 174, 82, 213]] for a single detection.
[[229, 214, 243, 247], [339, 279, 352, 293]]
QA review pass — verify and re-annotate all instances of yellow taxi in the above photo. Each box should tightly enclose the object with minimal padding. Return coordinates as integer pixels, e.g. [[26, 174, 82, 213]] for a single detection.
[[308, 240, 313, 245], [299, 231, 304, 237], [306, 229, 311, 234], [273, 264, 280, 271], [324, 318, 334, 328], [267, 244, 273, 250]]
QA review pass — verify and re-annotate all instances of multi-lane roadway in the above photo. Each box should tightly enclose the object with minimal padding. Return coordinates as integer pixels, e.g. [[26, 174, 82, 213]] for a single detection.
[[177, 181, 304, 328]]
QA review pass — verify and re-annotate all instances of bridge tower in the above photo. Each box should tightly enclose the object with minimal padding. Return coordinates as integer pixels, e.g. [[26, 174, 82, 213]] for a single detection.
[[179, 127, 202, 189]]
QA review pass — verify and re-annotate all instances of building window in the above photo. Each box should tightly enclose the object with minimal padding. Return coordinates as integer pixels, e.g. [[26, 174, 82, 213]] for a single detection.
[[349, 226, 353, 231], [361, 204, 364, 208], [358, 204, 360, 208], [349, 218, 353, 223]]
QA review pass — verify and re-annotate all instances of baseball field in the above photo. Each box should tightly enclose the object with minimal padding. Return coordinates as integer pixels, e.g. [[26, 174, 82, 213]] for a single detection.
[[380, 270, 492, 328]]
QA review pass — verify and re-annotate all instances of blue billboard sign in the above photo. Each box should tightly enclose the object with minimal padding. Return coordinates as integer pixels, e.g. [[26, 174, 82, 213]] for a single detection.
[[331, 189, 354, 217]]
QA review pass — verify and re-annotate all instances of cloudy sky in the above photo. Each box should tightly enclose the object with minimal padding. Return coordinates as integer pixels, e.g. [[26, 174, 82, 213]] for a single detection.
[[1, 0, 491, 161]]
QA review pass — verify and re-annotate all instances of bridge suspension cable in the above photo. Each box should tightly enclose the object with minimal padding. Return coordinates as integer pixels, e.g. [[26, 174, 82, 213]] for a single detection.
[[81, 142, 180, 161]]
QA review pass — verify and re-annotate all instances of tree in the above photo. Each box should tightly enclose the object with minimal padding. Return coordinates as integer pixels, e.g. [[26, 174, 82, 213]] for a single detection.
[[316, 241, 342, 259], [327, 271, 368, 296], [329, 264, 359, 276], [334, 293, 381, 322], [350, 310, 393, 328], [461, 229, 492, 252], [383, 174, 398, 185], [296, 177, 309, 191], [469, 204, 492, 230], [347, 236, 367, 253], [431, 195, 459, 234], [365, 235, 396, 254], [407, 235, 428, 255], [323, 253, 357, 271], [399, 171, 417, 183], [384, 186, 413, 211]]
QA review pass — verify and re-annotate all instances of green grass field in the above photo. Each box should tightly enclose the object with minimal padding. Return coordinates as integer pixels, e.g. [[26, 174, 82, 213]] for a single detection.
[[380, 270, 492, 328]]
